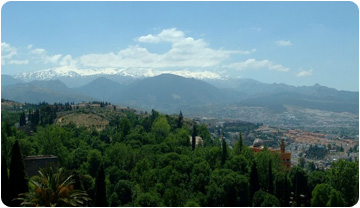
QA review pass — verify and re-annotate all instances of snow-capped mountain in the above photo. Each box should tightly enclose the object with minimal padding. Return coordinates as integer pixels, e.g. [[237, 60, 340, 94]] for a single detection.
[[13, 68, 224, 84]]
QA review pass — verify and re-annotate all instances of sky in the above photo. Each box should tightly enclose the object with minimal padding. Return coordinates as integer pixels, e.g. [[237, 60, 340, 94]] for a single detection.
[[1, 1, 359, 91]]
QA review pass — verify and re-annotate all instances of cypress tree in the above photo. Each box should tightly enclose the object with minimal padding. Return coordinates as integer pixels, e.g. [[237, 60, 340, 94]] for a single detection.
[[19, 112, 26, 126], [284, 172, 290, 206], [177, 111, 183, 129], [9, 140, 28, 206], [221, 138, 227, 166], [238, 132, 243, 152], [35, 109, 40, 125], [250, 161, 260, 206], [2, 154, 10, 206], [95, 164, 107, 207], [192, 125, 197, 151], [268, 160, 274, 194], [234, 132, 243, 155]]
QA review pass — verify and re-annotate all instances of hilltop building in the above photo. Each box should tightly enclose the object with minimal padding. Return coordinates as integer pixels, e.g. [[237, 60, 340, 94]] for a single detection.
[[249, 138, 291, 170]]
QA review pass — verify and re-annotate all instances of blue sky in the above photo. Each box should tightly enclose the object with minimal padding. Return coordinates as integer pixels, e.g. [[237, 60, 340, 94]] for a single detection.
[[1, 1, 359, 91]]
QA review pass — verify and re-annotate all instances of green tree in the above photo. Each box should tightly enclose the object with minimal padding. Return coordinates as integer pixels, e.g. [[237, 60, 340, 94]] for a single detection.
[[249, 161, 260, 206], [205, 147, 222, 170], [234, 132, 243, 155], [17, 167, 89, 206], [252, 189, 267, 206], [152, 116, 170, 143], [184, 200, 200, 207], [95, 164, 107, 207], [177, 111, 183, 129], [326, 189, 346, 207], [113, 180, 133, 205], [1, 154, 10, 206], [311, 183, 332, 207], [206, 169, 249, 206], [19, 111, 26, 126], [254, 149, 281, 191], [9, 140, 28, 206], [307, 171, 325, 194], [190, 161, 211, 193], [120, 117, 131, 139], [135, 192, 162, 207], [224, 155, 249, 175], [289, 166, 308, 206], [192, 125, 197, 151], [274, 171, 290, 206], [268, 160, 274, 194], [261, 193, 280, 207], [326, 159, 358, 206], [87, 149, 102, 178], [221, 138, 227, 166], [284, 172, 290, 206]]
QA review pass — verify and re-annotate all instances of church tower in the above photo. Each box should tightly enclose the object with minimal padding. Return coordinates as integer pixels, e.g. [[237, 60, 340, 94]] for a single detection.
[[280, 138, 285, 154]]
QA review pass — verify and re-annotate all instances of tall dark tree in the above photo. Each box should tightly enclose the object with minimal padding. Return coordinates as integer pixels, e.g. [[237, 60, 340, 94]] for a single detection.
[[19, 112, 26, 126], [192, 125, 197, 151], [34, 109, 40, 125], [9, 140, 28, 206], [221, 138, 227, 166], [289, 166, 308, 206], [238, 132, 243, 152], [268, 160, 274, 194], [95, 164, 107, 207], [2, 154, 10, 206], [249, 161, 260, 205], [284, 172, 290, 206], [177, 111, 183, 129], [233, 132, 243, 155]]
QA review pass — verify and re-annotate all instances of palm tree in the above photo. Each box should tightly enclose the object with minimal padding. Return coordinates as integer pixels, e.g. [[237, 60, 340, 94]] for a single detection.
[[17, 167, 90, 207]]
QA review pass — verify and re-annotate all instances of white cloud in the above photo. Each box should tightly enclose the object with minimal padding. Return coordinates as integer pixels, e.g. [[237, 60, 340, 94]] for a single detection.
[[138, 28, 185, 43], [9, 59, 29, 65], [31, 48, 46, 55], [1, 42, 17, 65], [296, 69, 313, 77], [59, 55, 77, 66], [30, 47, 62, 64], [80, 28, 240, 69], [3, 29, 265, 79], [44, 54, 62, 64], [138, 34, 160, 43], [223, 59, 290, 72], [276, 40, 292, 46]]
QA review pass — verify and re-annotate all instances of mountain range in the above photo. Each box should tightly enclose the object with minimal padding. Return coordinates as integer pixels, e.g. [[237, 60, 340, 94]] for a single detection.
[[2, 73, 359, 116]]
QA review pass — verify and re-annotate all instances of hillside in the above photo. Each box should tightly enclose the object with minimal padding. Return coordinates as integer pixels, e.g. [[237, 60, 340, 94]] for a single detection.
[[57, 112, 109, 131], [1, 74, 23, 87], [1, 79, 94, 104], [75, 77, 124, 103], [117, 74, 244, 112]]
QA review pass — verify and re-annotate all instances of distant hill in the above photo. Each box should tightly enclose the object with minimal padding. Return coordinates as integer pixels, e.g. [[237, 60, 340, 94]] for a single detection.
[[75, 77, 124, 103], [116, 74, 245, 112], [2, 74, 358, 115], [1, 79, 94, 104], [1, 75, 23, 87], [206, 78, 358, 114]]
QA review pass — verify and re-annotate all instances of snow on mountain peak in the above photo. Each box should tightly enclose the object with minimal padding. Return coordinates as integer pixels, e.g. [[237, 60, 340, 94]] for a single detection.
[[13, 67, 224, 81]]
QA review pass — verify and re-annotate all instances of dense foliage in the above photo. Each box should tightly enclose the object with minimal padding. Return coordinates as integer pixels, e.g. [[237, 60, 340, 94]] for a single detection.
[[1, 103, 359, 207]]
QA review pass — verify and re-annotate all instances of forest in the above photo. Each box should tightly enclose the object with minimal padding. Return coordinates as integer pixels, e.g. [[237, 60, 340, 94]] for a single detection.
[[1, 101, 359, 207]]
